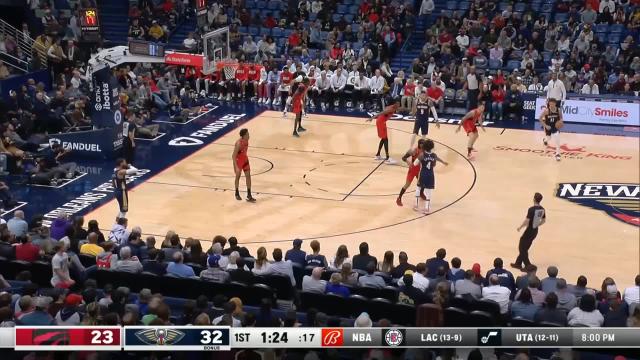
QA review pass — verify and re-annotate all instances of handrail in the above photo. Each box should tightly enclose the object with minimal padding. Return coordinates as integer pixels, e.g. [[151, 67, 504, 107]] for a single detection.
[[0, 51, 28, 73]]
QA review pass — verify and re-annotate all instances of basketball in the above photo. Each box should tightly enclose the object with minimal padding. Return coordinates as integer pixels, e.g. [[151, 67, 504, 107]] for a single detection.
[[556, 119, 564, 129]]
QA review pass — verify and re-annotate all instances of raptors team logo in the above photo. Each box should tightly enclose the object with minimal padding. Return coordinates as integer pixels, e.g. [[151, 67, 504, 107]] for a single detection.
[[556, 183, 640, 227]]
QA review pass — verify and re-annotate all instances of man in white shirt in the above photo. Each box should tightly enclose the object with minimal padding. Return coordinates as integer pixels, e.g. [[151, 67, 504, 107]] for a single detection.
[[268, 248, 296, 286], [545, 72, 566, 105], [183, 32, 197, 52], [528, 76, 544, 93], [397, 262, 429, 292], [623, 275, 640, 305], [329, 67, 347, 107], [312, 71, 331, 110], [481, 274, 511, 314], [242, 36, 258, 61], [456, 30, 470, 52], [369, 69, 386, 110], [580, 79, 599, 94], [599, 0, 615, 13], [353, 71, 370, 111], [302, 267, 326, 293]]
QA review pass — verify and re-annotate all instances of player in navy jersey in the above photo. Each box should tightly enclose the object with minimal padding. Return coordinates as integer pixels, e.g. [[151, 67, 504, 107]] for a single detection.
[[413, 139, 448, 213], [409, 94, 440, 148], [113, 158, 138, 219], [540, 98, 564, 161]]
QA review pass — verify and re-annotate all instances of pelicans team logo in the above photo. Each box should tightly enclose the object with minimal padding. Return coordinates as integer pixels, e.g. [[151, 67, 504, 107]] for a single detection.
[[556, 183, 640, 226], [135, 328, 185, 345]]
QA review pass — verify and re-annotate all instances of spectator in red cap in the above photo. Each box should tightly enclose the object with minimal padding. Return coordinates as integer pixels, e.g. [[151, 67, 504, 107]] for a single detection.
[[55, 293, 83, 325], [472, 263, 485, 286]]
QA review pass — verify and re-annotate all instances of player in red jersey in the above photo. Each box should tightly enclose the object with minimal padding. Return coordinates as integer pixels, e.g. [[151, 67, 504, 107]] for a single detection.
[[234, 59, 248, 99], [247, 64, 260, 101], [291, 85, 306, 137], [232, 128, 256, 202], [367, 100, 400, 163], [396, 139, 426, 206], [278, 66, 293, 110], [456, 101, 486, 159]]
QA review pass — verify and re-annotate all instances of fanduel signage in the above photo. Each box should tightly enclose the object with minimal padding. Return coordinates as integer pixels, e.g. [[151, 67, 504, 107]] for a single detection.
[[48, 128, 122, 159], [535, 98, 640, 126]]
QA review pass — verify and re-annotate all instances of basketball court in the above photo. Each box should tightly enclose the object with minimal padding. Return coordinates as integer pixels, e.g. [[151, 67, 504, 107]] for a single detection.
[[85, 110, 639, 288]]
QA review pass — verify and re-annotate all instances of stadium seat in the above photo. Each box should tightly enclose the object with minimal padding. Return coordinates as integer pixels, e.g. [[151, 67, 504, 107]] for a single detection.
[[322, 293, 350, 317], [440, 9, 453, 18], [392, 303, 416, 325], [514, 3, 527, 12], [506, 60, 521, 72], [246, 0, 255, 8], [344, 14, 354, 22], [539, 321, 564, 327], [243, 257, 255, 270], [608, 34, 621, 44], [473, 299, 502, 319], [249, 27, 259, 36], [260, 27, 271, 36], [554, 13, 568, 22], [470, 310, 496, 326], [416, 304, 443, 327], [454, 89, 468, 105], [254, 275, 294, 300], [344, 295, 369, 317], [246, 283, 275, 305], [368, 297, 393, 320], [332, 13, 342, 22], [444, 307, 468, 327], [267, 1, 279, 10], [337, 4, 347, 14], [239, 26, 248, 35], [458, 1, 470, 9], [498, 2, 510, 11], [352, 286, 397, 302], [7, 260, 32, 281], [450, 295, 475, 312], [511, 317, 536, 327], [78, 254, 97, 267], [444, 88, 456, 102], [31, 261, 53, 287], [610, 24, 624, 33], [219, 281, 249, 300], [271, 27, 282, 37], [446, 1, 457, 10], [300, 291, 326, 311], [373, 271, 392, 284], [349, 5, 359, 14], [291, 263, 304, 288], [256, 1, 266, 9]]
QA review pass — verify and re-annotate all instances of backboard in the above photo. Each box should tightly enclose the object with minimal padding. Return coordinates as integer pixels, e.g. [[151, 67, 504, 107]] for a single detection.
[[202, 26, 231, 75]]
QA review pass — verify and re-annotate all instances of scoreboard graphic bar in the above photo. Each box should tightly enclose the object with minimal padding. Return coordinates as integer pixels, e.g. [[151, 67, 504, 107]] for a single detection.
[[14, 326, 121, 351], [3, 327, 640, 350]]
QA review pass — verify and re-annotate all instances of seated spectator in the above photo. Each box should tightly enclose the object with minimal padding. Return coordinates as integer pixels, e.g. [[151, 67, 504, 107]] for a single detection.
[[167, 252, 195, 278], [516, 265, 538, 290], [448, 257, 465, 282], [17, 296, 54, 325], [487, 257, 515, 291], [490, 85, 505, 121], [222, 237, 250, 258], [229, 257, 253, 283], [148, 21, 165, 42], [328, 244, 351, 270], [325, 273, 350, 297], [183, 32, 197, 51], [200, 254, 230, 283], [96, 242, 117, 269], [285, 239, 306, 267], [108, 217, 129, 246], [269, 248, 296, 286], [511, 287, 540, 321], [305, 240, 327, 268], [212, 301, 241, 327], [568, 294, 604, 327], [115, 246, 143, 274], [398, 262, 429, 292], [378, 251, 394, 274], [516, 276, 546, 306], [226, 251, 249, 271], [143, 248, 167, 276], [541, 266, 560, 294], [252, 246, 271, 275], [482, 274, 511, 315], [55, 293, 82, 326], [358, 262, 386, 289], [7, 210, 28, 237], [426, 248, 449, 278], [15, 235, 41, 262], [390, 251, 416, 279], [623, 275, 640, 305], [399, 271, 429, 305], [340, 262, 359, 287], [534, 292, 568, 326], [302, 267, 326, 294], [129, 18, 145, 40], [162, 232, 182, 260], [555, 279, 577, 312], [455, 270, 482, 299]]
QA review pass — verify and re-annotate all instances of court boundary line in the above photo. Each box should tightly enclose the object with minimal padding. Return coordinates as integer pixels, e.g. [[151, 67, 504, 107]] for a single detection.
[[342, 161, 385, 201]]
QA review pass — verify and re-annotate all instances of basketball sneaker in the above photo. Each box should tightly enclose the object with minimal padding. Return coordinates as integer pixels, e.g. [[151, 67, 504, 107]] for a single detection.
[[293, 131, 299, 137], [265, 98, 272, 105], [217, 94, 223, 101], [396, 198, 403, 206], [555, 154, 561, 161], [246, 196, 256, 203], [543, 138, 548, 146], [258, 98, 263, 104], [297, 126, 306, 132], [385, 158, 397, 164], [226, 94, 231, 101], [282, 111, 287, 118], [375, 155, 384, 160]]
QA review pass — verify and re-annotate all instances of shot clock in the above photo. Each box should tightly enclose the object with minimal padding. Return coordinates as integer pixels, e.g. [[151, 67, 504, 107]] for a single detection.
[[79, 8, 101, 41]]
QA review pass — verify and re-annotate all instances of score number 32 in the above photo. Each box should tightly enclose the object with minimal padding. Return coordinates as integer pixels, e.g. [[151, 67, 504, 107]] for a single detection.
[[90, 330, 115, 344], [201, 330, 224, 344]]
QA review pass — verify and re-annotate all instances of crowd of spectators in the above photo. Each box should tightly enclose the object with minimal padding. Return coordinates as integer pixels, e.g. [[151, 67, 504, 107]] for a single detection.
[[128, 0, 189, 43], [0, 210, 638, 337]]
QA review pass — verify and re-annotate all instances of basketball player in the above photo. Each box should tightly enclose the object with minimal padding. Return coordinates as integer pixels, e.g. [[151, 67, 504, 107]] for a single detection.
[[232, 129, 256, 202], [291, 85, 306, 137], [113, 158, 138, 219], [540, 98, 563, 161], [277, 65, 293, 111], [409, 93, 440, 149], [455, 101, 486, 159], [511, 192, 546, 270], [247, 64, 260, 101], [397, 139, 425, 206], [122, 114, 136, 165], [414, 139, 448, 213], [367, 100, 400, 163], [234, 60, 248, 99]]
